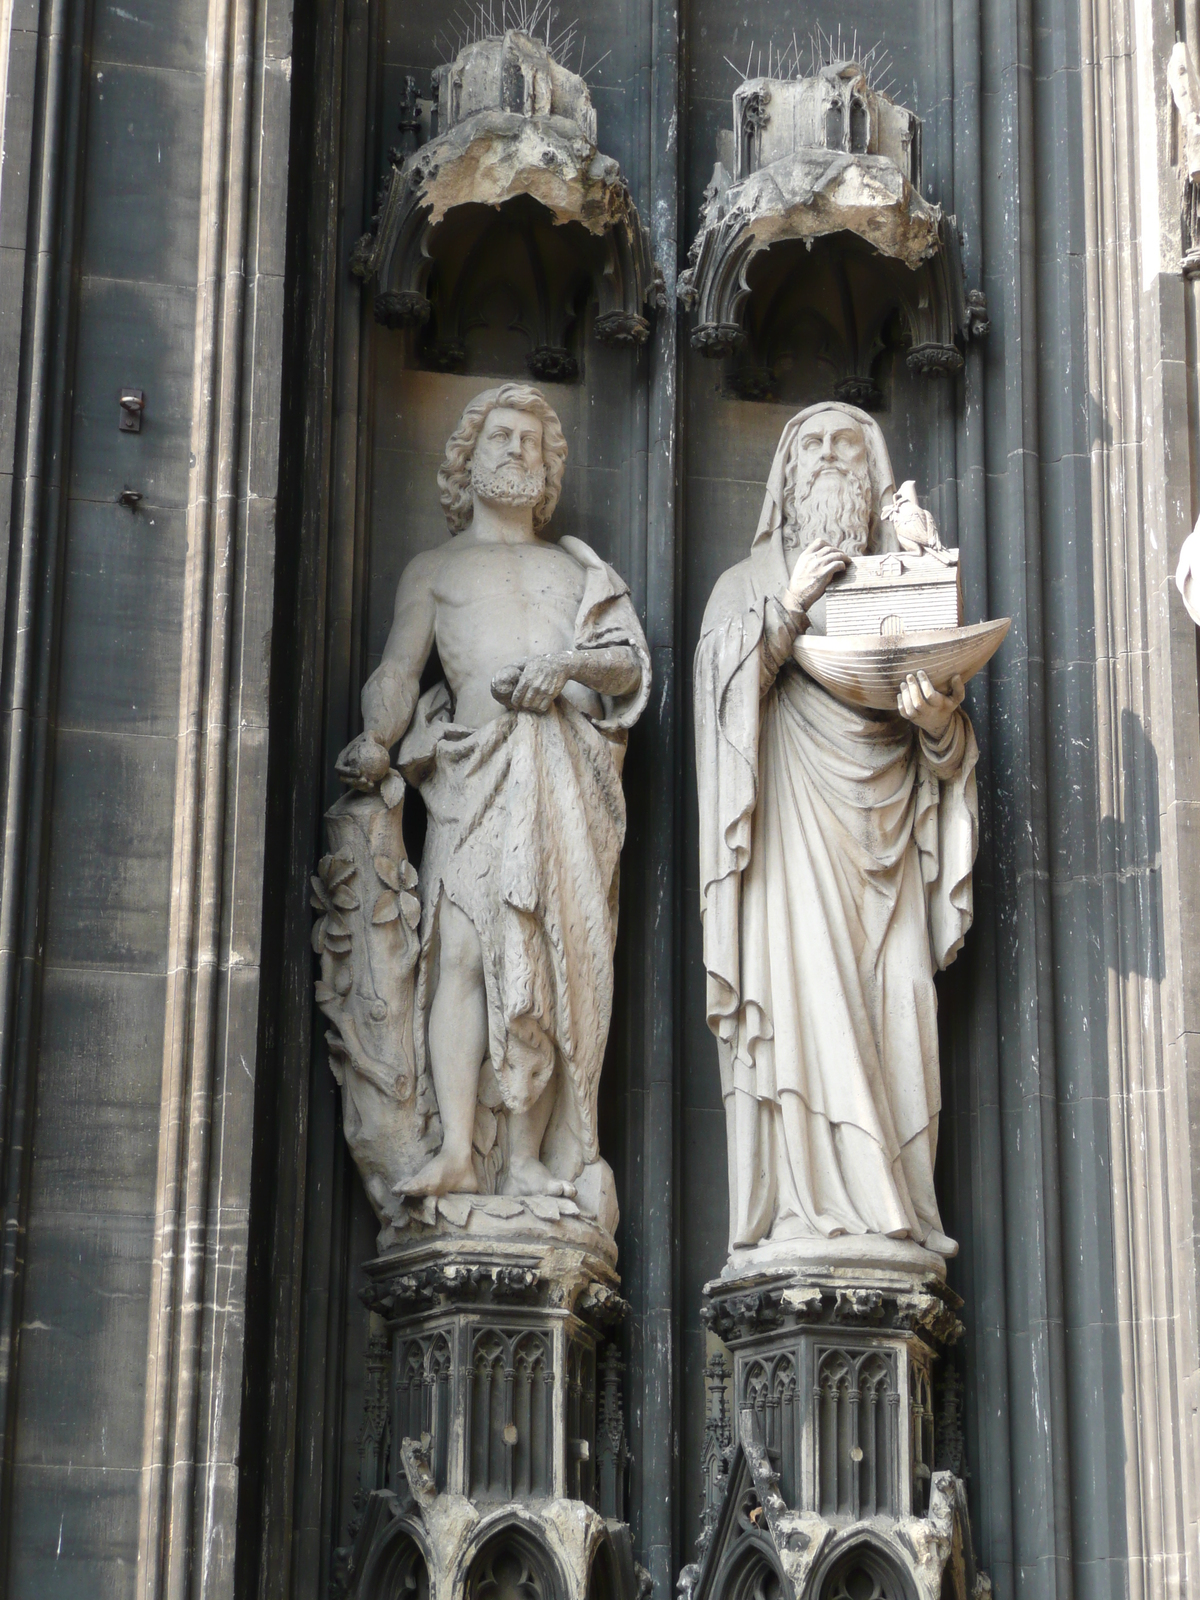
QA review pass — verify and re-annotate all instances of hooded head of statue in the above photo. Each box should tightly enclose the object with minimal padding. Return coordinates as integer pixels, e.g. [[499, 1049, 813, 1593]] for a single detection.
[[753, 402, 897, 559]]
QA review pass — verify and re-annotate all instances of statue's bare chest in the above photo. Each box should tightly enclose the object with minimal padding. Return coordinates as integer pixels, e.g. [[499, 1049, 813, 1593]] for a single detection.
[[432, 542, 585, 625]]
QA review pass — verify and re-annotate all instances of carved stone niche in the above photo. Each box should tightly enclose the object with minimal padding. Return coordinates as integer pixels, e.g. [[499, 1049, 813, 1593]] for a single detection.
[[351, 34, 656, 381], [677, 1269, 989, 1600], [336, 1235, 646, 1600], [1167, 43, 1200, 278], [678, 63, 988, 403]]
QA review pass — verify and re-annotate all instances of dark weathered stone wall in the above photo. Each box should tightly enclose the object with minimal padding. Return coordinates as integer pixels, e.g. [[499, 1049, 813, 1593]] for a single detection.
[[0, 0, 291, 1580], [0, 0, 1186, 1588], [0, 0, 202, 1587]]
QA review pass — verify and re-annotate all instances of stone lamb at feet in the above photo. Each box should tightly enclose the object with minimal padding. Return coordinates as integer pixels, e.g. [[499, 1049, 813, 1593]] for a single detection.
[[336, 384, 649, 1209]]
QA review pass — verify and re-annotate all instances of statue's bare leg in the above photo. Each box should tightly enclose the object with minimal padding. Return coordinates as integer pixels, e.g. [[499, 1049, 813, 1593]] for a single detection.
[[501, 1078, 577, 1198], [402, 900, 484, 1196]]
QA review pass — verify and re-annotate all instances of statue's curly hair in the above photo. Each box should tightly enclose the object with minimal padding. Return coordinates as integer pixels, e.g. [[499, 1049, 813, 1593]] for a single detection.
[[437, 383, 569, 535]]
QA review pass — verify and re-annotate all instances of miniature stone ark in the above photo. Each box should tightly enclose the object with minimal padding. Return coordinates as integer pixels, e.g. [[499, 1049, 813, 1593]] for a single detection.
[[796, 499, 1009, 710], [686, 409, 999, 1600]]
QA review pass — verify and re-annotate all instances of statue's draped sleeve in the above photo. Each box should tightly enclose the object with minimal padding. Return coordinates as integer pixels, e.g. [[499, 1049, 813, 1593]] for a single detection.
[[694, 560, 769, 1047], [560, 535, 651, 731], [914, 714, 979, 970]]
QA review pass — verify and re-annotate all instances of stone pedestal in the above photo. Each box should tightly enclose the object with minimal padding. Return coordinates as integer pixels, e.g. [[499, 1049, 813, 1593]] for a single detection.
[[339, 1234, 645, 1600], [680, 1265, 987, 1600]]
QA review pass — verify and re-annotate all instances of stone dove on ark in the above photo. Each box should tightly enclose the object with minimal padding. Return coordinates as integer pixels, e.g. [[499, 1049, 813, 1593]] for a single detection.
[[882, 480, 955, 564]]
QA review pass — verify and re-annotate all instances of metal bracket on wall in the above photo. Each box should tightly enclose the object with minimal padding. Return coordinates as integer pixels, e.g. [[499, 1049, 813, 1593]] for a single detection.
[[119, 390, 145, 432]]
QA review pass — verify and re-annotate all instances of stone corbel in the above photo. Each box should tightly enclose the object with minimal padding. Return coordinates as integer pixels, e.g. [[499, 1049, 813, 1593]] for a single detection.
[[679, 64, 987, 395], [351, 33, 656, 372]]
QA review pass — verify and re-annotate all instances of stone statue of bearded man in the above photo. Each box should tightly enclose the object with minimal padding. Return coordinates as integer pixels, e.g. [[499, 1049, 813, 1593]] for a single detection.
[[694, 403, 979, 1273], [336, 384, 649, 1221]]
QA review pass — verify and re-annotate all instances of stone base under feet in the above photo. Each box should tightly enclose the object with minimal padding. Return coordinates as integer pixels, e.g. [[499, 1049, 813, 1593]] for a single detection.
[[722, 1231, 947, 1283], [378, 1183, 619, 1272]]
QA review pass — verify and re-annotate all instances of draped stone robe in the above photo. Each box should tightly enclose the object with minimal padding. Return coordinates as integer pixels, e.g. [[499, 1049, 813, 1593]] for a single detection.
[[695, 520, 978, 1255], [399, 536, 650, 1193]]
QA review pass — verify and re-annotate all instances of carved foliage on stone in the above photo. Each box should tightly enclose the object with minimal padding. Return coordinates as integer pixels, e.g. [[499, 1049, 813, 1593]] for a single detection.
[[343, 1441, 645, 1600], [313, 787, 434, 1223], [682, 1277, 983, 1600], [697, 1351, 734, 1559], [595, 1345, 629, 1522], [681, 1448, 985, 1600]]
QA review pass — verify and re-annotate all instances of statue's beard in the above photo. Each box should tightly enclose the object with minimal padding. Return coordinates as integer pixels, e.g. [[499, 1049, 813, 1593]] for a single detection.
[[782, 462, 872, 554], [472, 460, 546, 508]]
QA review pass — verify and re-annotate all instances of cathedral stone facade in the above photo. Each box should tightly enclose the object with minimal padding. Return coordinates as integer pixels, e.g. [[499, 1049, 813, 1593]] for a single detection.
[[0, 0, 1195, 1598]]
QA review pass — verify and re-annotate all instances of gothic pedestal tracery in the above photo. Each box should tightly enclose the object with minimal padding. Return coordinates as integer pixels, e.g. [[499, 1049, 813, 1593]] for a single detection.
[[679, 1267, 983, 1600], [340, 1236, 641, 1600]]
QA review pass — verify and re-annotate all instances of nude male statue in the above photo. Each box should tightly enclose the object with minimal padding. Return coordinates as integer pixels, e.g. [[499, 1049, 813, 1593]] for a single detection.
[[337, 384, 649, 1204]]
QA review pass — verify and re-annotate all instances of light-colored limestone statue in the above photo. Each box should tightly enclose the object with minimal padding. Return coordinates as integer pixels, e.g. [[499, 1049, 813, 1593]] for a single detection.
[[331, 383, 649, 1230], [1177, 512, 1200, 623], [694, 403, 978, 1271]]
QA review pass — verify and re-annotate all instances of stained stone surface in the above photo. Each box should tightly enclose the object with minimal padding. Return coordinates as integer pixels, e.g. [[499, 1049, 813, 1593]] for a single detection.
[[0, 0, 1184, 1590], [324, 385, 648, 1238]]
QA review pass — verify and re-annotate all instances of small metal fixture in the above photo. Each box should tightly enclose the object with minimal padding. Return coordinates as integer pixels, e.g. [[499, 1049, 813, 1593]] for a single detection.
[[117, 488, 143, 509], [119, 389, 145, 432]]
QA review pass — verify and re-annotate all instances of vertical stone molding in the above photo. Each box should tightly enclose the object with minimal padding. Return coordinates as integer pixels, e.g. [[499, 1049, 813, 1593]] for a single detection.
[[0, 0, 87, 1563], [132, 0, 293, 1586], [1082, 1, 1200, 1594]]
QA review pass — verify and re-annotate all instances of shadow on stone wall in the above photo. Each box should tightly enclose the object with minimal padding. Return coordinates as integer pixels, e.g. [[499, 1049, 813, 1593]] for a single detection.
[[1100, 707, 1163, 982]]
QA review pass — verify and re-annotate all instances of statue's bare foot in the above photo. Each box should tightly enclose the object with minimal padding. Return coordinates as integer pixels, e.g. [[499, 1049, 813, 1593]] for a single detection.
[[501, 1156, 577, 1199], [394, 1151, 480, 1198]]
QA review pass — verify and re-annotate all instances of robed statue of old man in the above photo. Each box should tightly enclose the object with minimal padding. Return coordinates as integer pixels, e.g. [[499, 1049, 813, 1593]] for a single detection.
[[695, 403, 978, 1268]]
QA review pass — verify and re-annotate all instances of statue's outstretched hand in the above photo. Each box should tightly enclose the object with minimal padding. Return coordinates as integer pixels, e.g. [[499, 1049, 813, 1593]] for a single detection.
[[896, 671, 964, 738], [335, 730, 392, 789], [491, 653, 571, 715], [782, 539, 849, 618]]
